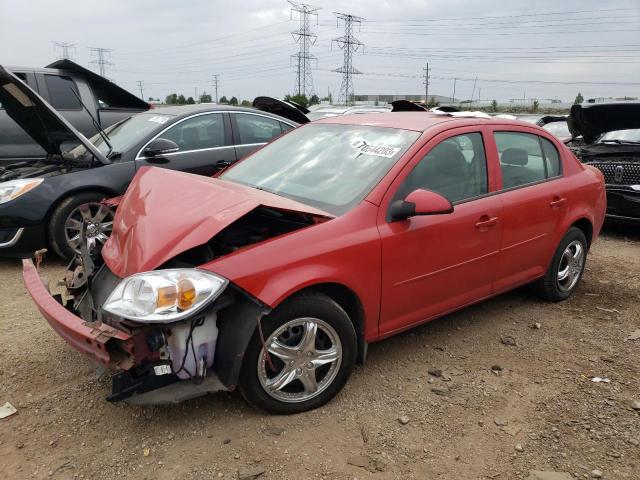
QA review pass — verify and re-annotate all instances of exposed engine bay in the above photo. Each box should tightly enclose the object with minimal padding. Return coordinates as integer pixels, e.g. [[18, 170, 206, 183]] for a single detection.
[[0, 154, 93, 182], [57, 204, 318, 403]]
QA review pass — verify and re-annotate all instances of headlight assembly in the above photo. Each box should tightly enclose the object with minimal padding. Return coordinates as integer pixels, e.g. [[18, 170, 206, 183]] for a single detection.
[[103, 269, 228, 323], [0, 178, 44, 204]]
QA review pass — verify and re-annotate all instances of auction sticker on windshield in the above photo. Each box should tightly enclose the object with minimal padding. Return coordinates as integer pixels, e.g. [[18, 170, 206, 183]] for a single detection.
[[148, 116, 170, 124], [352, 139, 401, 158]]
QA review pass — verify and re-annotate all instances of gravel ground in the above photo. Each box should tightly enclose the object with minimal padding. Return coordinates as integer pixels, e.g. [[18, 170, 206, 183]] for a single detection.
[[0, 223, 638, 480]]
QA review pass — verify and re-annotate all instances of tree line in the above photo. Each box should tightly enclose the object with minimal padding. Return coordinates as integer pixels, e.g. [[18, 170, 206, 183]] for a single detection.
[[160, 92, 323, 107]]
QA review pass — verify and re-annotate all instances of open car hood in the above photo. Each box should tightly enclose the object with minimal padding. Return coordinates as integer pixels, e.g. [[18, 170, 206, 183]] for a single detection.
[[253, 96, 309, 124], [568, 102, 640, 144], [102, 167, 333, 278], [0, 65, 109, 163]]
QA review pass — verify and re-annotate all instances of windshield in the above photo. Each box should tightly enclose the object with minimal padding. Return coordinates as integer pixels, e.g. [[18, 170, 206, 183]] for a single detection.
[[69, 112, 174, 157], [543, 121, 571, 138], [221, 123, 420, 215], [598, 129, 640, 143]]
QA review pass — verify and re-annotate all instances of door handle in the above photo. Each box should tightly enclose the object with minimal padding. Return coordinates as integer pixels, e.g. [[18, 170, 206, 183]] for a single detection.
[[475, 216, 499, 229], [549, 196, 566, 208]]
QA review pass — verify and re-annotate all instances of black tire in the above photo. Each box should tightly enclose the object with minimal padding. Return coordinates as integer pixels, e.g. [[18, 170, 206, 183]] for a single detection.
[[48, 191, 108, 259], [238, 292, 357, 414], [534, 227, 588, 302]]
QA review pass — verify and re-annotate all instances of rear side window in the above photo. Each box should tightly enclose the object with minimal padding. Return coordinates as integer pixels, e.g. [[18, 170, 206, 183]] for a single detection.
[[44, 75, 81, 110], [235, 114, 284, 144], [541, 137, 561, 177], [494, 132, 551, 189]]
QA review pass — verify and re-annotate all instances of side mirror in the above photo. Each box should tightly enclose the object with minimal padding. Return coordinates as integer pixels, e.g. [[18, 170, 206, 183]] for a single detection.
[[142, 138, 179, 159], [389, 189, 453, 221]]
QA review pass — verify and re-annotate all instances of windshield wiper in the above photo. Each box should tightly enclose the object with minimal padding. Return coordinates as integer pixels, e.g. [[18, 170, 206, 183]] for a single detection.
[[70, 88, 113, 156], [599, 139, 640, 145]]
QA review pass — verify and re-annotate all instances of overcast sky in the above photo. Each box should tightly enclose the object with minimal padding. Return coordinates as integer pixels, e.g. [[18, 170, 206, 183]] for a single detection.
[[1, 0, 639, 104]]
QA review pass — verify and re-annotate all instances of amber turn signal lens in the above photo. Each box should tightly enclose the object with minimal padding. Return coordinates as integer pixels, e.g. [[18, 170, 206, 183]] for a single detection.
[[156, 285, 177, 308], [178, 278, 197, 310]]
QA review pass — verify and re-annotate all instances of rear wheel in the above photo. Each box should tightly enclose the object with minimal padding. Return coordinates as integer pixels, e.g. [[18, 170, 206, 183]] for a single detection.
[[534, 227, 588, 302], [48, 192, 113, 259], [238, 292, 357, 414]]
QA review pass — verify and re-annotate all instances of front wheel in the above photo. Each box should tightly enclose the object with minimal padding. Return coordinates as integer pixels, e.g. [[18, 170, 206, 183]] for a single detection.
[[534, 227, 588, 302], [238, 292, 357, 414], [48, 192, 114, 259]]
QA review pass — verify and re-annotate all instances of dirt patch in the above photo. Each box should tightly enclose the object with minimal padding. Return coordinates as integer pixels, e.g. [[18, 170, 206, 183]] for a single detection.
[[0, 224, 638, 479]]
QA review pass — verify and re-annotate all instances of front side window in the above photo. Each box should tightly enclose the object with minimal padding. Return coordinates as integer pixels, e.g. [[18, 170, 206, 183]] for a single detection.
[[396, 132, 488, 204], [44, 75, 81, 110], [235, 114, 287, 144], [221, 124, 419, 215], [494, 132, 552, 189], [70, 113, 174, 158], [160, 113, 225, 152]]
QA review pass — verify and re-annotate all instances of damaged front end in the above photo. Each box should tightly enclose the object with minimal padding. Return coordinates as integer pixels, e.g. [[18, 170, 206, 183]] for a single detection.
[[25, 167, 332, 405]]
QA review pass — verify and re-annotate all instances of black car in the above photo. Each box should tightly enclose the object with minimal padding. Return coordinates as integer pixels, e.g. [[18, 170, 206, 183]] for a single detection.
[[0, 67, 302, 258], [568, 102, 640, 224]]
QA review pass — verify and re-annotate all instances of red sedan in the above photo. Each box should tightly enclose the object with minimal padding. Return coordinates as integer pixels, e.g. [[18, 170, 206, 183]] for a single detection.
[[24, 112, 606, 413]]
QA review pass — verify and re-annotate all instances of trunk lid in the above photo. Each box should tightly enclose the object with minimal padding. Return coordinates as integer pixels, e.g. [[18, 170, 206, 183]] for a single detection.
[[253, 96, 309, 124]]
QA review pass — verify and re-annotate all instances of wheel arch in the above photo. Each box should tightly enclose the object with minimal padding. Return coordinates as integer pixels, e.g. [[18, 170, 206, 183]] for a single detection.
[[285, 282, 368, 364], [570, 217, 594, 250], [44, 186, 119, 239]]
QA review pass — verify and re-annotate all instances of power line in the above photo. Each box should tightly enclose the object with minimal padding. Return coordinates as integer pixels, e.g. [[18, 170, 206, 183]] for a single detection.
[[289, 1, 320, 97], [89, 47, 113, 78], [52, 41, 76, 60], [332, 12, 364, 105]]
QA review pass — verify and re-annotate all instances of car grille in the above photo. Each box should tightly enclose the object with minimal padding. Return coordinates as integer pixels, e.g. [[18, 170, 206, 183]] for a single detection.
[[588, 162, 640, 185]]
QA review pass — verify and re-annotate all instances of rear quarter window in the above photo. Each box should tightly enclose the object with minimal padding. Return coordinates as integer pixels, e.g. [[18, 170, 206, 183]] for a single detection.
[[541, 137, 561, 177]]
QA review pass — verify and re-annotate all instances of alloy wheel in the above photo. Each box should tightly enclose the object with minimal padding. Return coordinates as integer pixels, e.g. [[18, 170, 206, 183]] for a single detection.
[[64, 202, 114, 254], [557, 240, 585, 293], [257, 317, 342, 403]]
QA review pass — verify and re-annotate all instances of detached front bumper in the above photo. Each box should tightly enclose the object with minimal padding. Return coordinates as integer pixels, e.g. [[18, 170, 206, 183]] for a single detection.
[[22, 259, 131, 366]]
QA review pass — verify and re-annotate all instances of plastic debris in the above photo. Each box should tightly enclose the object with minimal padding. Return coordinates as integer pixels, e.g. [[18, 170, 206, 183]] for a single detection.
[[143, 447, 151, 457], [0, 402, 17, 419], [591, 377, 611, 383]]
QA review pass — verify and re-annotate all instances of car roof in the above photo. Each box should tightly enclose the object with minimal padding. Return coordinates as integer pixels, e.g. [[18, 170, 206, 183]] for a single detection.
[[315, 111, 530, 132], [146, 104, 296, 120]]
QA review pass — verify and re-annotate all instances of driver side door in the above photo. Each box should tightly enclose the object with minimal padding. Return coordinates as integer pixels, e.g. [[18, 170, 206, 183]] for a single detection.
[[378, 128, 503, 336]]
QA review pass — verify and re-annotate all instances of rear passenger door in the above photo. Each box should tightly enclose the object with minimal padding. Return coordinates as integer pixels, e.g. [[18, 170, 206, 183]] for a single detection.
[[488, 128, 568, 292], [136, 112, 236, 176], [231, 112, 295, 160]]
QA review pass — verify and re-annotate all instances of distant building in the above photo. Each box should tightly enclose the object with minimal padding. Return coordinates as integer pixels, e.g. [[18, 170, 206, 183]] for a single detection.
[[353, 94, 457, 105]]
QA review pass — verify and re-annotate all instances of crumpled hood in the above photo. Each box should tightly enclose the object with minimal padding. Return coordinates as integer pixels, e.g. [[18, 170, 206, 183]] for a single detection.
[[568, 102, 640, 144], [102, 167, 333, 278]]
